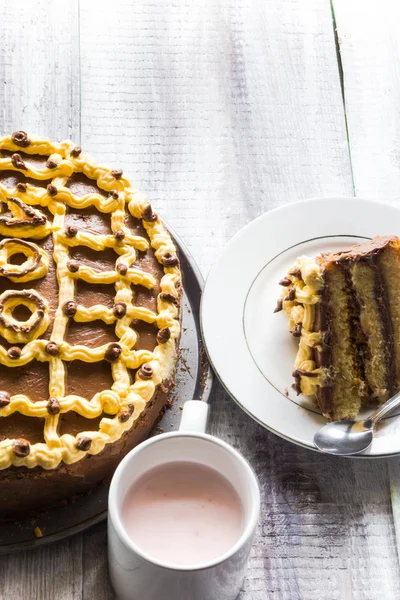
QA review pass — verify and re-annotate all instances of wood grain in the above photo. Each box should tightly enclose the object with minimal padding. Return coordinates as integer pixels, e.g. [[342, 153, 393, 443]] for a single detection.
[[1, 0, 400, 598], [333, 0, 400, 200], [0, 2, 82, 600]]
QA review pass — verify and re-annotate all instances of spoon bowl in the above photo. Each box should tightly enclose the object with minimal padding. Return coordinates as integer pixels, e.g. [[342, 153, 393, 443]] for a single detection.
[[313, 391, 400, 456], [314, 419, 374, 456]]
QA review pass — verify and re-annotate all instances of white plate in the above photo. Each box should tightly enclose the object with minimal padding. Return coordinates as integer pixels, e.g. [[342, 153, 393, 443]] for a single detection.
[[201, 197, 400, 457]]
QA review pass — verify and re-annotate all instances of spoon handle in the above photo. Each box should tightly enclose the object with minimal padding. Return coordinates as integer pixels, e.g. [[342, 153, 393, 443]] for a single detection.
[[370, 390, 400, 425]]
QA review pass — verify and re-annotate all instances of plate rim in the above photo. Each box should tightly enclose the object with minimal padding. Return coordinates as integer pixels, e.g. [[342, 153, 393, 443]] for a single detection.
[[200, 196, 400, 458]]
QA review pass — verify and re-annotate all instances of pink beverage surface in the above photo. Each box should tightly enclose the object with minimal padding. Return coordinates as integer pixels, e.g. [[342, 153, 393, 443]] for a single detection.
[[121, 461, 244, 566]]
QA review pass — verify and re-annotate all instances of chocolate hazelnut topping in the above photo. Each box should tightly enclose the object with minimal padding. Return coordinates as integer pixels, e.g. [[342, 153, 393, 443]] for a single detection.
[[76, 437, 92, 452], [67, 260, 80, 273], [113, 302, 127, 319], [8, 346, 21, 359], [290, 324, 302, 337], [12, 438, 30, 457], [285, 289, 296, 302], [105, 342, 122, 362], [111, 169, 123, 179], [11, 153, 27, 170], [157, 327, 171, 344], [117, 263, 128, 276], [161, 253, 179, 267], [141, 204, 158, 222], [47, 184, 58, 196], [0, 391, 10, 408], [114, 229, 125, 241], [138, 363, 153, 380], [16, 182, 27, 192], [289, 268, 302, 279], [63, 300, 77, 317], [45, 341, 60, 356], [46, 158, 57, 169], [47, 397, 61, 415], [159, 292, 178, 305], [273, 298, 283, 313], [70, 145, 82, 157], [110, 189, 119, 199], [65, 224, 78, 238], [279, 277, 291, 287], [118, 404, 134, 423], [11, 130, 30, 148]]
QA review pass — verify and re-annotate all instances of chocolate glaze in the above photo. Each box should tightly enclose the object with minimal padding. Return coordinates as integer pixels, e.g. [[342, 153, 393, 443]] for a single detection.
[[0, 380, 172, 517], [0, 155, 178, 515]]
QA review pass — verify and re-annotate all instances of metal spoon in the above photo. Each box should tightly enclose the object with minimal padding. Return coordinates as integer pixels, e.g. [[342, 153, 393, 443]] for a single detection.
[[314, 390, 400, 456]]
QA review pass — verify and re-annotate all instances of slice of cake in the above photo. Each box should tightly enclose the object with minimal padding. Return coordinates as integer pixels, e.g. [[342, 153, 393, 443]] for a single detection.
[[275, 236, 400, 421], [0, 131, 181, 516]]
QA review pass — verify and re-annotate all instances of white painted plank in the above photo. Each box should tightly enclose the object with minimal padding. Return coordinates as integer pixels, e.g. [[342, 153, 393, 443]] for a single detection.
[[0, 0, 80, 140], [79, 0, 353, 276], [0, 1, 82, 600], [333, 0, 400, 200], [78, 1, 400, 599], [334, 0, 400, 588]]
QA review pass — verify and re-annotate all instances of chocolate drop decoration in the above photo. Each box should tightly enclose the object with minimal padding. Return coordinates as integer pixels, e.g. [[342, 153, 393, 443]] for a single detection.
[[76, 436, 92, 452], [63, 300, 77, 317], [8, 346, 21, 359], [11, 131, 30, 148], [46, 158, 58, 169], [289, 268, 302, 279], [67, 260, 80, 273], [47, 397, 61, 415], [114, 229, 125, 241], [70, 145, 82, 157], [12, 438, 31, 457], [138, 363, 153, 380], [113, 302, 127, 319], [65, 224, 78, 238], [45, 341, 60, 356], [157, 327, 171, 344], [11, 153, 27, 170], [118, 404, 134, 423], [279, 277, 291, 287], [47, 184, 58, 196], [117, 263, 128, 276], [290, 324, 302, 337], [16, 182, 27, 192], [141, 204, 158, 222], [111, 169, 123, 179], [273, 298, 283, 313], [285, 288, 296, 302], [110, 190, 119, 199], [161, 253, 179, 267], [159, 292, 178, 305], [0, 391, 10, 407], [104, 342, 122, 362]]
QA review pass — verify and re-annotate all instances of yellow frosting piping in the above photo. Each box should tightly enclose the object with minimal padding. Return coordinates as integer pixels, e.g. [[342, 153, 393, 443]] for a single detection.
[[0, 134, 181, 470]]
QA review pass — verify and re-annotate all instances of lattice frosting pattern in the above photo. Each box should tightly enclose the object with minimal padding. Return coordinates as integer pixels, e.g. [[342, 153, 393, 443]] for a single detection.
[[0, 132, 181, 470]]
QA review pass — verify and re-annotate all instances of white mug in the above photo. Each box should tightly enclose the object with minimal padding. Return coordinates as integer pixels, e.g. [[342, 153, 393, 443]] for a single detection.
[[108, 400, 260, 600]]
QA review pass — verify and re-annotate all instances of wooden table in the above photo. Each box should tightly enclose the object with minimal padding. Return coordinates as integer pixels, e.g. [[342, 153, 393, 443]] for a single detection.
[[1, 0, 400, 598]]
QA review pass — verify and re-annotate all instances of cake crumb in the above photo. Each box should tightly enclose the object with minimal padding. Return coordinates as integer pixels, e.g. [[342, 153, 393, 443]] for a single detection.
[[34, 526, 44, 538], [284, 387, 289, 397], [179, 405, 183, 410]]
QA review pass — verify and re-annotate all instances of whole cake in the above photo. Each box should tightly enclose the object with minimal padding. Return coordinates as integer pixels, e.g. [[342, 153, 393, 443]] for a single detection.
[[0, 131, 181, 516], [276, 236, 400, 421]]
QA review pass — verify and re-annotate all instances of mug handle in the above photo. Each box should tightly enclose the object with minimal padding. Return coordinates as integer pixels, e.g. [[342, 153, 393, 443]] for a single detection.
[[179, 400, 209, 433]]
